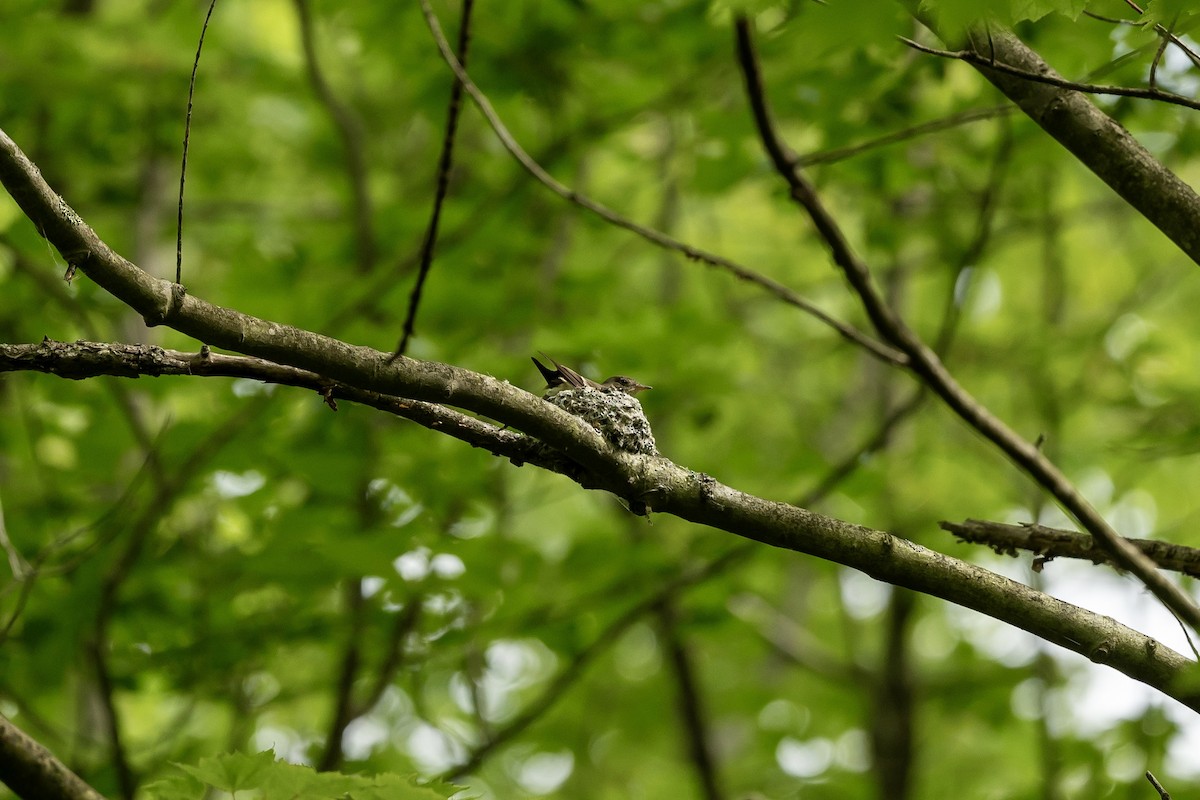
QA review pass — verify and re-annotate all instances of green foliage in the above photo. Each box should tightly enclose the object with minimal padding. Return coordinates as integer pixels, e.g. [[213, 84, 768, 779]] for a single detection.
[[145, 750, 456, 799], [1, 0, 1200, 798]]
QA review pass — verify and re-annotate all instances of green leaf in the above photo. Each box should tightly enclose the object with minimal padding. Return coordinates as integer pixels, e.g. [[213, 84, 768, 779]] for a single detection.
[[174, 750, 277, 793]]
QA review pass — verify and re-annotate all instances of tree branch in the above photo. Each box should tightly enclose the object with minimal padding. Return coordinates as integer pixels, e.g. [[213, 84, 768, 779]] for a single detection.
[[943, 519, 1200, 578], [413, 0, 906, 367], [395, 0, 474, 357], [2, 130, 1199, 710], [904, 13, 1200, 268], [0, 714, 106, 800], [733, 15, 1200, 636], [0, 339, 566, 473], [1, 339, 1198, 712], [897, 37, 1200, 112]]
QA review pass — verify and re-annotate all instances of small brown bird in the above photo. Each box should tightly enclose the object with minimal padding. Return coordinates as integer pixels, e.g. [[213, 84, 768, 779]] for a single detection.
[[532, 354, 651, 396]]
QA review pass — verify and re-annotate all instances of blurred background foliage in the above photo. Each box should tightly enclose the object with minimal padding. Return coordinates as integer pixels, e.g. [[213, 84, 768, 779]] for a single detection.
[[1, 0, 1200, 797]]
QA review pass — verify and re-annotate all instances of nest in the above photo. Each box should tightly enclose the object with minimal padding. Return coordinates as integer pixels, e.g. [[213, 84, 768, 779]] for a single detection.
[[546, 386, 658, 456]]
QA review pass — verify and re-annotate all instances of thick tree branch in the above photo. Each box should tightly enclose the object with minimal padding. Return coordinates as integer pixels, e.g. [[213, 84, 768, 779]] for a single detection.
[[2, 131, 1199, 710], [0, 127, 626, 477], [0, 339, 570, 474], [905, 14, 1200, 268], [2, 340, 1199, 713], [733, 16, 1200, 636], [0, 715, 106, 800]]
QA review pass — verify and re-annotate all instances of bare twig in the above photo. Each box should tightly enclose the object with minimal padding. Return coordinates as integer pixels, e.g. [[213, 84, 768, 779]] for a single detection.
[[898, 37, 1200, 112], [358, 598, 422, 714], [734, 16, 1200, 633], [1149, 27, 1169, 91], [1100, 0, 1200, 71], [873, 590, 915, 800], [0, 495, 28, 581], [796, 105, 1014, 168], [394, 0, 475, 359], [415, 0, 906, 367], [87, 633, 136, 799], [318, 571, 420, 771], [177, 0, 219, 284], [1146, 770, 1172, 800], [942, 519, 1200, 578], [1083, 9, 1140, 25]]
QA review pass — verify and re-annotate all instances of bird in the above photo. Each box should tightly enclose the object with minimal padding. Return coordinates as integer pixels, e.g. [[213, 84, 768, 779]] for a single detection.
[[532, 353, 651, 396]]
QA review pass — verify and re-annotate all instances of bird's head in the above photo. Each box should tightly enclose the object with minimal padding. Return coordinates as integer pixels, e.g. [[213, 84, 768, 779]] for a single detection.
[[600, 375, 652, 395]]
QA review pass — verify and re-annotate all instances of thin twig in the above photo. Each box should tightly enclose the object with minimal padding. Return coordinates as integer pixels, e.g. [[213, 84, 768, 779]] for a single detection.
[[1114, 0, 1200, 70], [176, 0, 219, 284], [898, 36, 1200, 112], [1149, 26, 1170, 91], [415, 0, 906, 367], [1146, 770, 1172, 800], [735, 17, 1200, 634], [0, 494, 28, 581], [358, 598, 422, 715], [1083, 9, 1141, 26], [796, 105, 1014, 168], [87, 634, 137, 799], [943, 519, 1200, 578], [333, 76, 704, 331], [394, 0, 475, 359]]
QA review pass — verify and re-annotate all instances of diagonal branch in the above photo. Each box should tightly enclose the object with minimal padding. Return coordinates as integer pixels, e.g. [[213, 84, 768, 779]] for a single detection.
[[1, 131, 1199, 711], [733, 15, 1200, 636], [0, 715, 106, 800], [904, 11, 1200, 268], [413, 0, 905, 367], [395, 0, 475, 358]]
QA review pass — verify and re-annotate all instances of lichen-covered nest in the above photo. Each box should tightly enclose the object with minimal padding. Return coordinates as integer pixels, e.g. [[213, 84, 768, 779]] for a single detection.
[[546, 387, 658, 456]]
